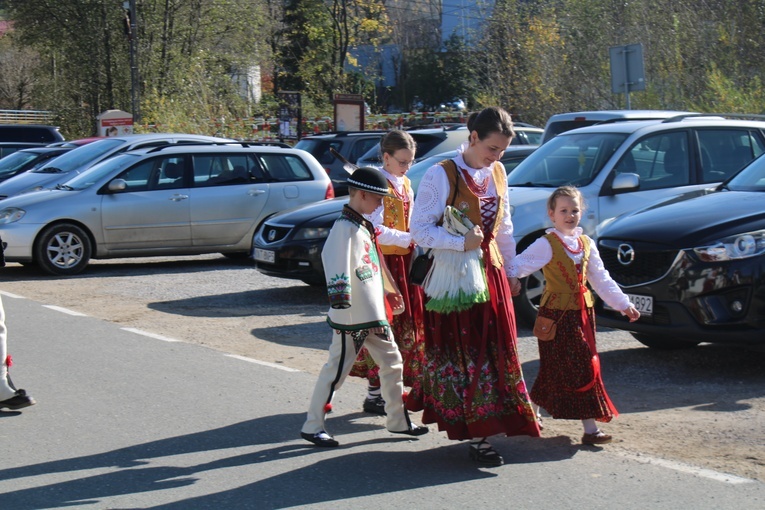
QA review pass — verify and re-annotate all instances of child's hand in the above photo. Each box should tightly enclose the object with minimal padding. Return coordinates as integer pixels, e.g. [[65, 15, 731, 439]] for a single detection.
[[387, 292, 405, 315], [508, 277, 521, 296], [621, 306, 640, 322]]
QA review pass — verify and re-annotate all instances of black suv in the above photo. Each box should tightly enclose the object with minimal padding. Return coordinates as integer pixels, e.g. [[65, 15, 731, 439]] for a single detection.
[[294, 131, 386, 195], [0, 124, 65, 143]]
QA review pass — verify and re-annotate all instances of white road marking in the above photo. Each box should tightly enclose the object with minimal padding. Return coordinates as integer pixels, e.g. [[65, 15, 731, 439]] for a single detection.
[[616, 451, 754, 485], [43, 305, 88, 316], [0, 290, 25, 299], [121, 327, 181, 342], [225, 354, 300, 372]]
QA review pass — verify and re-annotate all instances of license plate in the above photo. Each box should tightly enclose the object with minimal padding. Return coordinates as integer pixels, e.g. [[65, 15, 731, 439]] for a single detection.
[[605, 293, 653, 316], [253, 248, 275, 264]]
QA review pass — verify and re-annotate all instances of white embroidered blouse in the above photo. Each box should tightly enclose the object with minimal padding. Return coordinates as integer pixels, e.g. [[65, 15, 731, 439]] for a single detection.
[[507, 227, 632, 311], [410, 142, 516, 273]]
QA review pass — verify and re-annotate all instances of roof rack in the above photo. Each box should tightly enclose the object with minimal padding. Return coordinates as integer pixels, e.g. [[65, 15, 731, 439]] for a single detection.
[[661, 112, 765, 123]]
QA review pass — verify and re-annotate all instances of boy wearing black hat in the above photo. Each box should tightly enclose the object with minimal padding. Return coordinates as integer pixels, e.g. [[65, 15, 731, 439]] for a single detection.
[[300, 167, 429, 447]]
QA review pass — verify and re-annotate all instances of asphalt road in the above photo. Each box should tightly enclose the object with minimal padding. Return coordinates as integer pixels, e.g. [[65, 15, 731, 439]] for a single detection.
[[1, 290, 763, 509]]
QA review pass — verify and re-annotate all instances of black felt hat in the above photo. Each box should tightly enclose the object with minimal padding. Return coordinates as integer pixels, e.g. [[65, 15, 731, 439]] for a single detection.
[[347, 167, 394, 197]]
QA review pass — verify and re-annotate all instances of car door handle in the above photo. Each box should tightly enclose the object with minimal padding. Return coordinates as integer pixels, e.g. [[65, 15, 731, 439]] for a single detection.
[[169, 194, 189, 201], [248, 189, 266, 196]]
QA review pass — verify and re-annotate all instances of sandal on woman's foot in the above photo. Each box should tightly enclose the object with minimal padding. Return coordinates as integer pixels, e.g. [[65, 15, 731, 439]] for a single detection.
[[468, 439, 504, 466]]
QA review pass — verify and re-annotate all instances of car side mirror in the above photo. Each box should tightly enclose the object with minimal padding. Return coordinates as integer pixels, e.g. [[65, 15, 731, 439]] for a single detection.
[[612, 172, 640, 191], [108, 179, 127, 192]]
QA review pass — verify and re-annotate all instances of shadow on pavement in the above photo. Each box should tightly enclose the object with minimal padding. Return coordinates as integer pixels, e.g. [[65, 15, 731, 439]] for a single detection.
[[0, 412, 575, 509]]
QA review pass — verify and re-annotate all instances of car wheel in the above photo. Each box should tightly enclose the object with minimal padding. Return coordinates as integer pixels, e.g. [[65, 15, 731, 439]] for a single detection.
[[513, 269, 545, 326], [631, 333, 701, 349], [34, 223, 92, 276]]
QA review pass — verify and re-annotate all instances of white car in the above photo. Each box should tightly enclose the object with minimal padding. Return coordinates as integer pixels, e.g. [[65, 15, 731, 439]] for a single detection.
[[509, 114, 765, 323], [0, 143, 333, 275]]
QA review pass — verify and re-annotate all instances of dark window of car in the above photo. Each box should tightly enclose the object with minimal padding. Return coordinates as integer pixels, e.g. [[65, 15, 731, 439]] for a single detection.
[[294, 139, 339, 165], [696, 129, 765, 183], [118, 156, 187, 192], [257, 153, 312, 181], [613, 131, 690, 190], [348, 138, 381, 163], [193, 154, 262, 186]]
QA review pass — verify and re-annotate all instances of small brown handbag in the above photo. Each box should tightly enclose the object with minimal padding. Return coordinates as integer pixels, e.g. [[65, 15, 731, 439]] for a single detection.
[[532, 315, 558, 341]]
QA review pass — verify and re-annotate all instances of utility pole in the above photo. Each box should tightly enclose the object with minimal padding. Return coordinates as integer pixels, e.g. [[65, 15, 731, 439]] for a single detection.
[[123, 1, 140, 124]]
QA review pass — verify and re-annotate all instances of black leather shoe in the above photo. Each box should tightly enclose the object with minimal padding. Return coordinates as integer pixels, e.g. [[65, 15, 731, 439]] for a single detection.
[[389, 424, 429, 437], [0, 389, 35, 410], [301, 431, 339, 447], [363, 396, 386, 415]]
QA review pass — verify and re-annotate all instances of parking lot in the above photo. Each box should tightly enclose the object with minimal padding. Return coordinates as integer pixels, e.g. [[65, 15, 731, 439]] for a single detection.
[[1, 254, 763, 482]]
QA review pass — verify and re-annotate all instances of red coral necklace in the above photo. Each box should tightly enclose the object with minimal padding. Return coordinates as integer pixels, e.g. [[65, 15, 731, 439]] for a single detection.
[[552, 232, 583, 254]]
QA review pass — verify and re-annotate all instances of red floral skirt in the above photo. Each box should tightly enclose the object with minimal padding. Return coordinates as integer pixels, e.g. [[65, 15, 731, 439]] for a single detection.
[[349, 252, 425, 387], [530, 307, 618, 422], [406, 256, 540, 440]]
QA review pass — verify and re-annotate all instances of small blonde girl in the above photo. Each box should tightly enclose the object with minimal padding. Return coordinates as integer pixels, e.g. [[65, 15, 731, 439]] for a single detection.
[[508, 186, 639, 445]]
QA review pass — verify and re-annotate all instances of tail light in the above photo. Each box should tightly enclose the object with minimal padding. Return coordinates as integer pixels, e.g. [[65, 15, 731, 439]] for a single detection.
[[325, 182, 335, 199]]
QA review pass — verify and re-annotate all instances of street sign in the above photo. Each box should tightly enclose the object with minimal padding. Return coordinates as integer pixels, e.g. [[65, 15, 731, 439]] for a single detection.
[[610, 43, 645, 109]]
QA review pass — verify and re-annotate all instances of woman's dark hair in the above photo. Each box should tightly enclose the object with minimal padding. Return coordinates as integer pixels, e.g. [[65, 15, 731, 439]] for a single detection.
[[380, 129, 417, 156], [470, 106, 514, 141]]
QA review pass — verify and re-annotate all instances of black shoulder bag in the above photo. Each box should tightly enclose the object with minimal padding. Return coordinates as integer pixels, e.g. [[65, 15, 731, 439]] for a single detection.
[[409, 160, 460, 286]]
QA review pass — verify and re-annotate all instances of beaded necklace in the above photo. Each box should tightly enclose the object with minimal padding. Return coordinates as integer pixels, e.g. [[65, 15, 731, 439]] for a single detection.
[[460, 168, 489, 197], [552, 232, 583, 255]]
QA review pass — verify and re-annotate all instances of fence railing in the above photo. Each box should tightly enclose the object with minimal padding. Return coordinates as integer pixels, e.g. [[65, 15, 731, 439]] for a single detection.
[[0, 110, 56, 125]]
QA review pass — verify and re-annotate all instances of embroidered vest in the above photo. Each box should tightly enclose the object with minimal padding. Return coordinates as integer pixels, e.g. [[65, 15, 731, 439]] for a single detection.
[[441, 159, 506, 269], [380, 178, 412, 256], [540, 233, 595, 310]]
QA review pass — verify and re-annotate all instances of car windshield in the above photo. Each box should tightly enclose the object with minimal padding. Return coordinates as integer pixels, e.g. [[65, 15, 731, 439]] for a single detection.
[[32, 138, 125, 174], [0, 151, 40, 178], [63, 153, 141, 190], [406, 152, 457, 192], [508, 132, 628, 187], [726, 154, 765, 191]]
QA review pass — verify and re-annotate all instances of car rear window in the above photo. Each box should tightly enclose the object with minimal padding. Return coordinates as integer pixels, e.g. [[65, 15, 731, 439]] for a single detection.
[[257, 153, 313, 181]]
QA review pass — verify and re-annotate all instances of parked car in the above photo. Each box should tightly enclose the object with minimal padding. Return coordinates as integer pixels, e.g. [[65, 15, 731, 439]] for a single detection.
[[0, 133, 233, 200], [252, 146, 537, 286], [0, 147, 76, 183], [294, 131, 387, 196], [511, 122, 543, 146], [540, 110, 696, 144], [0, 124, 64, 144], [594, 154, 765, 347], [355, 126, 470, 169], [507, 114, 765, 324], [438, 98, 467, 112], [0, 143, 333, 275]]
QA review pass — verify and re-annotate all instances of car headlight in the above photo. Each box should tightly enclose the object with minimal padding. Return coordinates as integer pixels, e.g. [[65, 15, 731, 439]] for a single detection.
[[293, 227, 331, 240], [694, 230, 765, 261], [0, 207, 25, 224]]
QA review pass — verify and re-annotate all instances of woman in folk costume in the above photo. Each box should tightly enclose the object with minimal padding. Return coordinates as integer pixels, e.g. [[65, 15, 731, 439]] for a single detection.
[[508, 186, 639, 445], [349, 130, 426, 416], [407, 107, 540, 466]]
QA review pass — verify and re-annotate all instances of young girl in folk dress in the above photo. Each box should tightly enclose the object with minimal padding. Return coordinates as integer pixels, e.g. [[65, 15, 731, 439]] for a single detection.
[[407, 107, 540, 466], [349, 130, 425, 415], [508, 186, 640, 445]]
